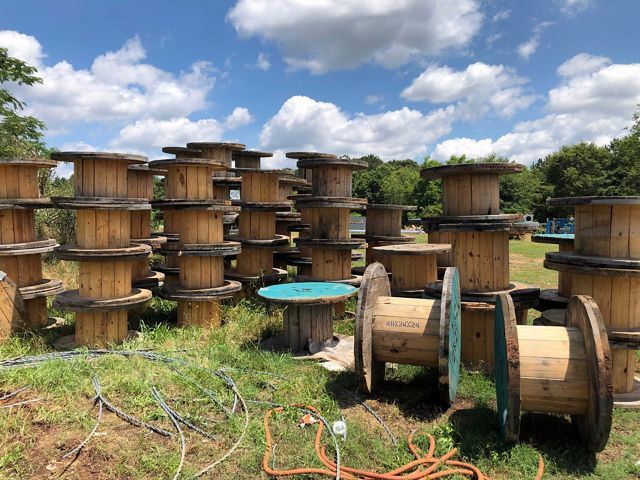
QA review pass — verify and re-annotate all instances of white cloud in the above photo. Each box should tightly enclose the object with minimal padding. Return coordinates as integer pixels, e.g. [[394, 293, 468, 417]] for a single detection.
[[517, 21, 554, 61], [0, 31, 215, 132], [227, 0, 483, 73], [255, 52, 271, 71], [556, 0, 595, 14], [401, 62, 535, 118], [224, 106, 254, 129], [492, 9, 511, 22], [260, 95, 456, 160], [364, 94, 383, 105], [110, 117, 225, 156], [431, 55, 640, 164]]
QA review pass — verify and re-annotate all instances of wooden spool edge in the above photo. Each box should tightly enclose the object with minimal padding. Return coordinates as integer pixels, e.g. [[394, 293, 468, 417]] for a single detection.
[[544, 259, 640, 278], [19, 278, 64, 300], [286, 151, 337, 159], [567, 295, 613, 452], [547, 251, 640, 270], [365, 204, 417, 211], [0, 158, 58, 168], [132, 270, 165, 289], [536, 289, 569, 311], [186, 141, 246, 151], [160, 241, 241, 256], [0, 198, 54, 210], [425, 222, 515, 233], [232, 200, 292, 211], [55, 244, 151, 261], [152, 264, 179, 275], [356, 235, 414, 244], [225, 268, 288, 284], [52, 197, 150, 211], [148, 157, 229, 170], [354, 262, 389, 394], [424, 281, 539, 307], [132, 236, 167, 249], [257, 282, 357, 305], [540, 308, 567, 327], [297, 157, 368, 170], [613, 377, 640, 409], [372, 243, 451, 255], [0, 239, 58, 255], [51, 151, 147, 164], [295, 238, 365, 249], [232, 149, 273, 158], [162, 146, 202, 156], [295, 274, 363, 286], [531, 234, 575, 246], [494, 293, 521, 443], [161, 279, 243, 300], [421, 162, 523, 180], [293, 196, 368, 209], [54, 288, 152, 312], [547, 196, 640, 206], [439, 267, 461, 405], [151, 199, 239, 212]]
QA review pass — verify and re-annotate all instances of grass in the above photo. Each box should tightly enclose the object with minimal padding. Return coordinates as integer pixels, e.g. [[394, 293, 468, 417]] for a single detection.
[[0, 241, 639, 479]]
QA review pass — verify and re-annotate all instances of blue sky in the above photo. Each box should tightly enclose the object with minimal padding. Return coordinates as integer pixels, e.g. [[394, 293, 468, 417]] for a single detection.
[[1, 0, 639, 174]]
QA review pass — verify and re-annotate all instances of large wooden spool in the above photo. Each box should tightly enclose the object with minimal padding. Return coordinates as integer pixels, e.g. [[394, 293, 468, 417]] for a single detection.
[[127, 164, 166, 288], [372, 243, 450, 297], [355, 263, 461, 405], [532, 233, 574, 310], [495, 293, 612, 451], [0, 158, 64, 329], [51, 152, 153, 345], [150, 144, 243, 327], [544, 197, 640, 402], [421, 162, 538, 365]]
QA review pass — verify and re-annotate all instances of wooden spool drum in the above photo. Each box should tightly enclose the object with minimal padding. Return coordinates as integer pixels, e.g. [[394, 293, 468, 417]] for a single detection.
[[297, 157, 368, 198], [285, 151, 337, 191], [128, 164, 166, 288], [227, 168, 289, 285], [0, 158, 64, 328], [258, 281, 357, 352], [421, 163, 523, 217], [428, 231, 454, 268], [532, 233, 574, 310], [544, 197, 640, 402], [150, 145, 243, 327], [51, 152, 153, 345], [495, 293, 612, 451], [188, 141, 242, 200], [372, 243, 450, 297], [358, 204, 416, 269], [355, 263, 461, 405]]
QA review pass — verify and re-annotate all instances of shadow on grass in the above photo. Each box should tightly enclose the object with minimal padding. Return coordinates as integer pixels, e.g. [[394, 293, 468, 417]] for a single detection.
[[449, 407, 597, 477]]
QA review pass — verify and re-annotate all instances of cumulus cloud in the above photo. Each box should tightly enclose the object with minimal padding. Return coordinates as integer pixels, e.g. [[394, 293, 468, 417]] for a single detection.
[[401, 62, 535, 118], [0, 31, 215, 132], [255, 52, 271, 71], [224, 106, 254, 129], [364, 94, 383, 105], [431, 54, 640, 164], [517, 21, 554, 61], [260, 95, 455, 161], [227, 0, 483, 73]]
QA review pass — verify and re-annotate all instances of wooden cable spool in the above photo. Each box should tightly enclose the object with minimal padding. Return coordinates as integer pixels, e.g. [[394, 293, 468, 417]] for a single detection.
[[543, 196, 640, 404], [149, 144, 243, 327], [0, 271, 26, 339], [128, 164, 166, 288], [50, 151, 152, 345], [188, 142, 244, 200], [358, 204, 416, 269], [371, 243, 450, 297], [0, 158, 64, 329], [495, 293, 612, 451], [354, 263, 461, 405], [421, 162, 537, 366], [532, 233, 574, 310]]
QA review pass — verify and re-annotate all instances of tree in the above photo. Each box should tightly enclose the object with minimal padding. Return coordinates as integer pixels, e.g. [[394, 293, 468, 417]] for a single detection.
[[0, 47, 47, 157]]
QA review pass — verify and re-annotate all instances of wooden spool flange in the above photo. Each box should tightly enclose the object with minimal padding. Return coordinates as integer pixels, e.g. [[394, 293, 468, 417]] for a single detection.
[[128, 164, 166, 288], [354, 263, 461, 405], [372, 243, 451, 297], [233, 149, 273, 170], [50, 151, 151, 345], [532, 233, 575, 310], [0, 158, 65, 330], [495, 293, 612, 451], [286, 151, 337, 186], [258, 280, 357, 351], [544, 196, 640, 397], [150, 144, 244, 327]]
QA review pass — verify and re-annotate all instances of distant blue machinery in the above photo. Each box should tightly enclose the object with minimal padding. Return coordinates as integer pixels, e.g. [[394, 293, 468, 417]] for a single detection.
[[545, 217, 574, 234]]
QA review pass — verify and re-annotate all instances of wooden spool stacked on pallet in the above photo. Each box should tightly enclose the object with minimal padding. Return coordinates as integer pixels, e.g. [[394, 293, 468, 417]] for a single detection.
[[224, 150, 289, 287], [544, 196, 640, 408], [0, 158, 64, 331], [292, 155, 368, 285], [372, 243, 451, 297], [51, 152, 153, 346], [352, 204, 416, 276], [128, 164, 166, 289], [150, 143, 243, 327], [421, 163, 539, 366], [354, 263, 461, 405], [495, 292, 612, 451], [532, 233, 574, 310]]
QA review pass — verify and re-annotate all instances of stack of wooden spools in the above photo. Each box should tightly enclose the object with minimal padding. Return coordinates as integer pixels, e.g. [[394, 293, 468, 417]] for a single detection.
[[51, 152, 153, 346], [291, 154, 368, 285], [0, 158, 64, 335], [532, 233, 574, 311], [150, 143, 243, 327], [543, 196, 640, 407], [225, 150, 289, 288], [421, 163, 539, 366]]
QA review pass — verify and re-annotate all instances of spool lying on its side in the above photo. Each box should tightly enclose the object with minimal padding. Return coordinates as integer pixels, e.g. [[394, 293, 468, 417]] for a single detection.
[[354, 263, 461, 405], [495, 293, 612, 452]]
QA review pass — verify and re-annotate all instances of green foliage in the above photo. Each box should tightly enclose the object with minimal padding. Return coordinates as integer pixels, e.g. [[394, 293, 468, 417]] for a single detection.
[[35, 172, 76, 246], [0, 47, 48, 158]]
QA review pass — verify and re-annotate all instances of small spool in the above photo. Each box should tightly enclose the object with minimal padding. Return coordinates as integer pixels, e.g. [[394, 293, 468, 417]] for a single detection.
[[495, 293, 612, 452], [354, 263, 461, 405]]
